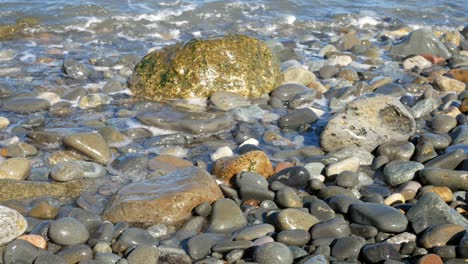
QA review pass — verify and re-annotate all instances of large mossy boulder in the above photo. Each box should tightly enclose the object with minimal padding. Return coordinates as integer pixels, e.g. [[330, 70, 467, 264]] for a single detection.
[[129, 35, 282, 99]]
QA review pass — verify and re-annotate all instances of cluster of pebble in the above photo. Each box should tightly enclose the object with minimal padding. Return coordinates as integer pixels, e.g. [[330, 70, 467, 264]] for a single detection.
[[0, 18, 467, 264]]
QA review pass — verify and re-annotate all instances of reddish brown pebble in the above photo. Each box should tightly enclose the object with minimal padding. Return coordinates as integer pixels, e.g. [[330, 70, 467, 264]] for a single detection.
[[417, 254, 443, 264], [243, 199, 260, 207], [274, 162, 294, 173], [421, 54, 445, 65]]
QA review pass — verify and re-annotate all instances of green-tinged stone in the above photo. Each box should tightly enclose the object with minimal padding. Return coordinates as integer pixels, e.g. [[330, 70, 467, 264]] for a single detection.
[[129, 35, 282, 99], [0, 177, 108, 202], [0, 18, 39, 40]]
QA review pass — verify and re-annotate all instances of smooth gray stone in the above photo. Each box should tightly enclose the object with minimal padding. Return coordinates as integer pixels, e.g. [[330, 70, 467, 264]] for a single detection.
[[211, 240, 252, 253], [383, 160, 424, 186], [424, 149, 466, 169], [137, 108, 233, 135], [271, 83, 309, 101], [57, 244, 93, 264], [276, 187, 302, 208], [187, 234, 229, 260], [319, 65, 339, 79], [327, 195, 362, 214], [374, 83, 406, 97], [239, 186, 275, 201], [253, 242, 294, 264], [210, 91, 250, 111], [309, 199, 335, 221], [310, 218, 351, 239], [2, 240, 46, 264], [419, 168, 468, 191], [350, 223, 379, 238], [406, 192, 468, 234], [431, 115, 457, 133], [89, 221, 114, 246], [331, 236, 366, 260], [389, 29, 452, 59], [451, 125, 468, 145], [336, 170, 359, 188], [235, 224, 275, 241], [276, 229, 311, 246], [208, 198, 247, 234], [112, 228, 158, 253], [361, 243, 401, 263], [377, 141, 415, 161], [317, 186, 356, 200], [94, 252, 121, 264], [225, 249, 244, 263], [175, 216, 206, 241], [278, 108, 318, 129], [194, 202, 212, 218], [126, 245, 159, 264], [414, 140, 438, 163], [445, 144, 468, 155], [48, 217, 90, 246], [420, 133, 451, 150], [349, 203, 408, 233], [236, 172, 269, 190], [34, 254, 68, 264], [288, 90, 317, 108], [2, 97, 50, 113]]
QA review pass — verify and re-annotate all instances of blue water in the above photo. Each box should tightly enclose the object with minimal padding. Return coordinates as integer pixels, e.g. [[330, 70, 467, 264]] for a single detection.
[[0, 0, 466, 89]]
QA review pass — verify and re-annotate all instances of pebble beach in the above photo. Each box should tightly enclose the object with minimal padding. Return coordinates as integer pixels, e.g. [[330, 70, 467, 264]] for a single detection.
[[0, 1, 467, 263]]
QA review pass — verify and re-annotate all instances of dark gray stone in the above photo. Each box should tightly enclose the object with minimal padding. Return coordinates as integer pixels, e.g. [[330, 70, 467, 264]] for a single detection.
[[331, 236, 366, 260], [419, 168, 468, 191], [310, 218, 351, 239], [187, 233, 229, 260], [278, 108, 318, 129], [361, 243, 401, 263], [276, 229, 311, 246], [389, 29, 452, 59], [406, 192, 468, 234], [112, 228, 158, 253], [349, 203, 408, 233], [268, 166, 310, 188]]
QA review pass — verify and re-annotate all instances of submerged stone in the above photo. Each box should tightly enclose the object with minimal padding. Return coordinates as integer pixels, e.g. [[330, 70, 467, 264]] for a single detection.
[[389, 29, 452, 59], [129, 34, 282, 99]]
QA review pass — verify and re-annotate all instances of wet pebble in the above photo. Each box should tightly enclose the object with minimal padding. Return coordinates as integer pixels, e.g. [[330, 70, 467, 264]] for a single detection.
[[208, 198, 247, 233], [48, 217, 90, 246], [349, 203, 408, 233], [383, 160, 424, 186], [254, 242, 294, 264]]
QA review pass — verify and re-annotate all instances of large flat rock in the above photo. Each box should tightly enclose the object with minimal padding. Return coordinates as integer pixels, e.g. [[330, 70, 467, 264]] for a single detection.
[[102, 167, 223, 226], [320, 95, 416, 152]]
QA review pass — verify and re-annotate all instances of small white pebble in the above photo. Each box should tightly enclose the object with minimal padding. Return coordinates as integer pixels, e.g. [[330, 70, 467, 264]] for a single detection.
[[210, 146, 233, 162], [239, 138, 259, 148], [0, 116, 10, 129], [310, 175, 325, 182]]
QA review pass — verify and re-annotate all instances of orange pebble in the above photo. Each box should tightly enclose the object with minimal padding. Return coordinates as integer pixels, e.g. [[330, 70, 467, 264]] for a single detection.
[[274, 162, 294, 173], [17, 234, 47, 249], [417, 254, 443, 264], [421, 54, 445, 65]]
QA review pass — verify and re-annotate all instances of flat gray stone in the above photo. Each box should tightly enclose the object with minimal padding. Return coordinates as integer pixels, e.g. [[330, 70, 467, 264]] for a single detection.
[[349, 203, 408, 233], [406, 192, 468, 234], [389, 29, 452, 59]]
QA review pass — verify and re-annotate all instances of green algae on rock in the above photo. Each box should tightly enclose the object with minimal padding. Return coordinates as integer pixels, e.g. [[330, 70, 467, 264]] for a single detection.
[[0, 18, 39, 41], [129, 35, 282, 99]]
